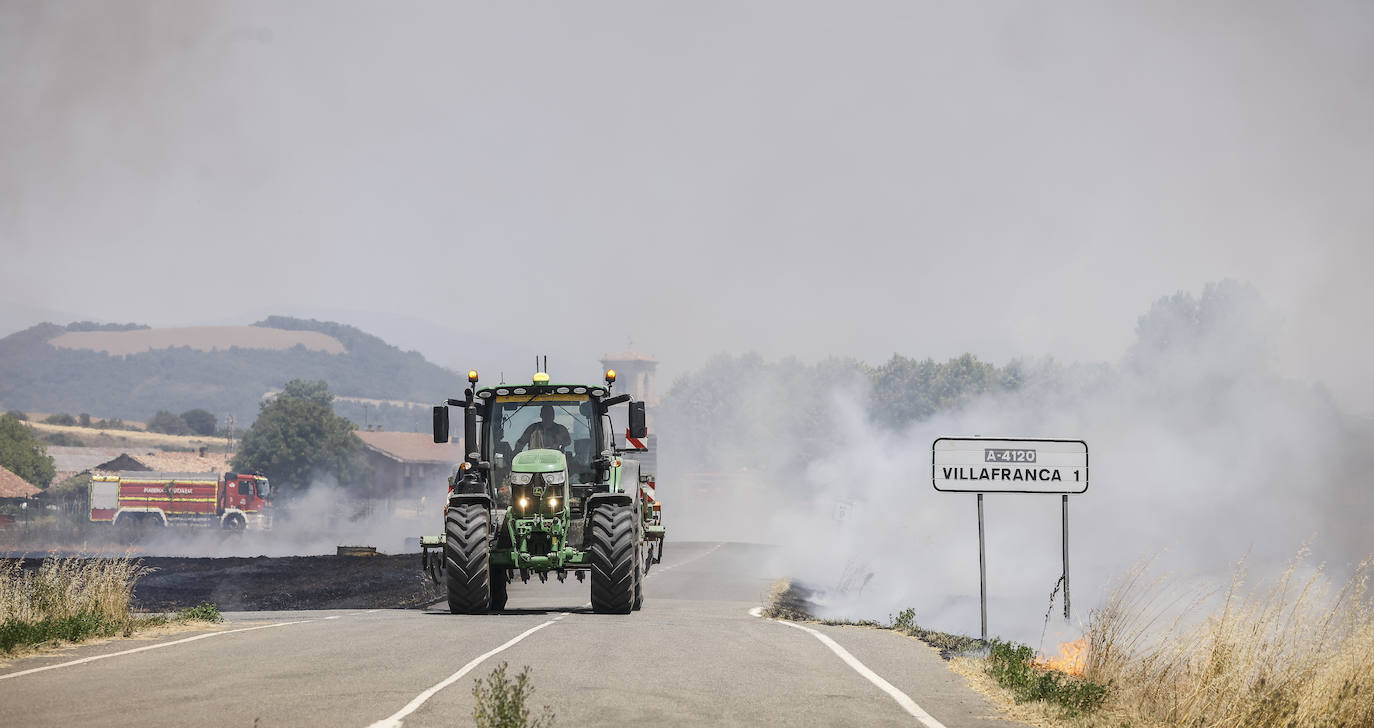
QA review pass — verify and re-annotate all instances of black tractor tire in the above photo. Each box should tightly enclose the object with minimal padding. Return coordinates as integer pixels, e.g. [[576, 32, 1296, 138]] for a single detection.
[[631, 551, 644, 611], [445, 504, 492, 614], [490, 568, 509, 611], [589, 504, 637, 614], [632, 519, 645, 610]]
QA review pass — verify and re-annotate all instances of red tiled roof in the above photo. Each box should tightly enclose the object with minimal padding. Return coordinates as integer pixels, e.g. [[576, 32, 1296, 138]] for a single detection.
[[0, 465, 41, 499], [356, 431, 462, 464]]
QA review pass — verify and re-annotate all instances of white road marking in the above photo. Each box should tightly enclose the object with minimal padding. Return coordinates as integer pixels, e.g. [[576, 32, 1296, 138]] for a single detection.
[[753, 609, 949, 728], [0, 619, 313, 682], [647, 542, 721, 579], [366, 619, 559, 728]]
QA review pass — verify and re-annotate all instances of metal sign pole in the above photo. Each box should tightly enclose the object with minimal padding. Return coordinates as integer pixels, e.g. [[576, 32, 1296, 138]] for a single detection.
[[978, 492, 987, 643], [1062, 494, 1070, 620]]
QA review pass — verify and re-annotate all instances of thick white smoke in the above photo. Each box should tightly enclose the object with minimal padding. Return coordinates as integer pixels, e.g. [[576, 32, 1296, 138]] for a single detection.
[[665, 282, 1372, 644]]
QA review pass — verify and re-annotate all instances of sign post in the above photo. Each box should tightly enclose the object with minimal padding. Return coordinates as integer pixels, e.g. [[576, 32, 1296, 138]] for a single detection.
[[977, 492, 987, 642], [933, 437, 1088, 639]]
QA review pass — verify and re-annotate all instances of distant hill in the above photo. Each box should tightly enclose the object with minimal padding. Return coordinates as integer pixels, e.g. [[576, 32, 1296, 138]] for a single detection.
[[0, 317, 458, 431]]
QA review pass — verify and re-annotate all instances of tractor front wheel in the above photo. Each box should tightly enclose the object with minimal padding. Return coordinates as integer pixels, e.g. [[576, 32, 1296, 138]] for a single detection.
[[445, 504, 491, 614], [589, 503, 636, 614]]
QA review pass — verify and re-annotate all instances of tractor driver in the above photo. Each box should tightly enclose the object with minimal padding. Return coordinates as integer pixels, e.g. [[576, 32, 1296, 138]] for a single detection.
[[514, 405, 572, 453]]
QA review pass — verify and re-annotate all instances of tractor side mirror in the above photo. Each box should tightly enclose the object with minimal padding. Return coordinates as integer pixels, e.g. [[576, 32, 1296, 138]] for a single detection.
[[628, 401, 647, 439], [432, 406, 449, 443], [463, 406, 478, 462]]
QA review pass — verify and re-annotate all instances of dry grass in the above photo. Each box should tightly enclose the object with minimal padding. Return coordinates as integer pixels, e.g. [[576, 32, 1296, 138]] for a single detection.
[[1076, 551, 1374, 728], [0, 557, 149, 652]]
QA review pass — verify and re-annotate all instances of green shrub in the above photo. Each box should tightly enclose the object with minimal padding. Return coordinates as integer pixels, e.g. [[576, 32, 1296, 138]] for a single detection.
[[146, 410, 191, 435], [177, 602, 222, 623], [43, 413, 76, 426], [41, 432, 81, 446], [4, 410, 26, 421], [986, 639, 1109, 717], [472, 662, 555, 728], [0, 611, 123, 652]]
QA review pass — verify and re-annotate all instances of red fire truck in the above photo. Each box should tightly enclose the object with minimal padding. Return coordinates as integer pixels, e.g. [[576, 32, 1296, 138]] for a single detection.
[[89, 471, 272, 533]]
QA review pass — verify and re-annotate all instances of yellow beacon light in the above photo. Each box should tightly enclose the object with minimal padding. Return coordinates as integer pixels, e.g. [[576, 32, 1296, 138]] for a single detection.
[[605, 369, 616, 383], [533, 372, 550, 384], [468, 370, 479, 383]]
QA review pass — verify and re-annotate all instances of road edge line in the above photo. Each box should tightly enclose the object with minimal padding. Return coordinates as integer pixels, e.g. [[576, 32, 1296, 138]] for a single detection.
[[0, 619, 313, 681], [366, 619, 559, 728], [753, 608, 950, 728]]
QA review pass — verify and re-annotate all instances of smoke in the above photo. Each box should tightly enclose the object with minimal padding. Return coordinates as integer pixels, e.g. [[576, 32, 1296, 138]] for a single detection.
[[664, 281, 1373, 643], [118, 472, 439, 558]]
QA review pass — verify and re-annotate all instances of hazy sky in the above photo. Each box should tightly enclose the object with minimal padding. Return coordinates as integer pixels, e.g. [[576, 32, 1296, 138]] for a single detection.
[[3, 2, 1371, 408]]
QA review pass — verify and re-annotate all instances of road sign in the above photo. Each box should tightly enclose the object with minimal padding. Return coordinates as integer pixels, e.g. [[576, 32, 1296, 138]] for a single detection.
[[932, 436, 1091, 639], [932, 437, 1088, 494]]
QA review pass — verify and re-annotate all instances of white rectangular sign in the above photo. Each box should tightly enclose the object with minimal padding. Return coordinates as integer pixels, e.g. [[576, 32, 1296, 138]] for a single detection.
[[932, 437, 1088, 494]]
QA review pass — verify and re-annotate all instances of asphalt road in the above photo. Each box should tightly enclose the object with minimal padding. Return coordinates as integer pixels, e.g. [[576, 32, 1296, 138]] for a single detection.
[[0, 542, 1025, 727]]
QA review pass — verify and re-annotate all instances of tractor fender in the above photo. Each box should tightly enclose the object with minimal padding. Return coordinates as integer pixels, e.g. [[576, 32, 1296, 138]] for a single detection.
[[586, 491, 635, 513], [449, 493, 493, 510]]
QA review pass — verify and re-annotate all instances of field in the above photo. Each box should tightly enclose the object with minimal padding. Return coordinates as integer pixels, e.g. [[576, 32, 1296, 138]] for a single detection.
[[26, 419, 231, 453], [48, 326, 346, 356]]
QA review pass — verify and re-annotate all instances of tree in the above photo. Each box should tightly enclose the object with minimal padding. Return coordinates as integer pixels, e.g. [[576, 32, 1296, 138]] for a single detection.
[[147, 410, 191, 435], [180, 409, 217, 437], [231, 380, 369, 500], [43, 413, 76, 426], [0, 415, 56, 488]]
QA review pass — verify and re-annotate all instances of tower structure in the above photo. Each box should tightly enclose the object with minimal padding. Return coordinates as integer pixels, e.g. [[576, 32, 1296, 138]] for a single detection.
[[599, 351, 659, 406]]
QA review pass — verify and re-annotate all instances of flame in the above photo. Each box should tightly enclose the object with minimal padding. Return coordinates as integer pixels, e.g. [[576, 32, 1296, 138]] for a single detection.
[[1036, 637, 1087, 676]]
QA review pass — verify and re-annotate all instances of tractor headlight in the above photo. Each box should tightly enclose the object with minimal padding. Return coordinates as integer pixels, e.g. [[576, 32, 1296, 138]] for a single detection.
[[518, 497, 529, 509], [548, 497, 558, 508], [542, 472, 566, 485], [510, 472, 533, 485]]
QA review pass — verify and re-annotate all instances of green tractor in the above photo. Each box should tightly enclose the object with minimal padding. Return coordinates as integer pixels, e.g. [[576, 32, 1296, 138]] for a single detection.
[[421, 368, 664, 614]]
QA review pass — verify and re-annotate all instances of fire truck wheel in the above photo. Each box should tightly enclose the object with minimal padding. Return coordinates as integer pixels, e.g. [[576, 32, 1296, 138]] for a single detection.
[[115, 515, 139, 544], [489, 569, 508, 611], [445, 504, 491, 614], [222, 514, 246, 532], [589, 503, 635, 614]]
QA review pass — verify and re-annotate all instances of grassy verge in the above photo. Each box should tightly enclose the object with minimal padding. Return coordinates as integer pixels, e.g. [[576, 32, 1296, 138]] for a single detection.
[[765, 549, 1374, 728], [0, 558, 222, 654], [762, 581, 984, 657]]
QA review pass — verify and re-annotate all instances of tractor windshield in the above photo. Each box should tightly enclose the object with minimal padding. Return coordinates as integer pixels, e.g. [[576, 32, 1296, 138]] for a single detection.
[[490, 397, 597, 486]]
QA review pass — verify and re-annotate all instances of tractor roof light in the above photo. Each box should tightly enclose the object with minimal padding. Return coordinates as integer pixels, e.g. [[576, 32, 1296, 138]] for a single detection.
[[605, 369, 616, 384], [533, 372, 550, 385], [468, 370, 479, 383]]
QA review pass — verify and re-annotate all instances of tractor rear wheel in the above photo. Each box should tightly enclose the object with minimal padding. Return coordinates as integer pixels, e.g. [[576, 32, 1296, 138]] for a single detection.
[[445, 504, 491, 614], [631, 551, 644, 611], [631, 520, 645, 611], [589, 503, 636, 614]]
